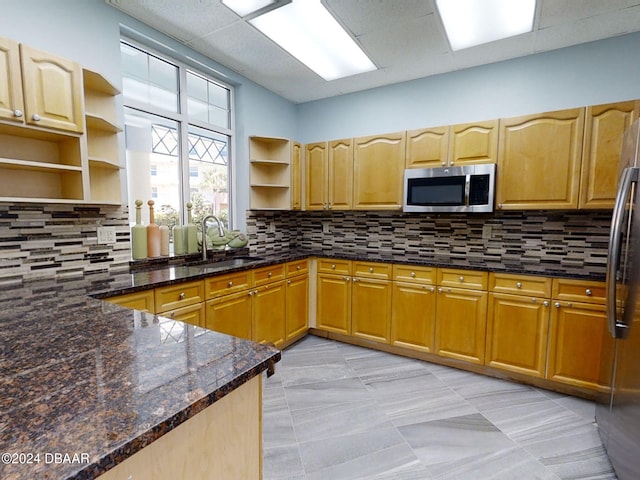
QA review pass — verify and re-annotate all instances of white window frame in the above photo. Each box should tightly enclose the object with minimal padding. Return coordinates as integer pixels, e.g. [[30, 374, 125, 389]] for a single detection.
[[120, 36, 236, 228]]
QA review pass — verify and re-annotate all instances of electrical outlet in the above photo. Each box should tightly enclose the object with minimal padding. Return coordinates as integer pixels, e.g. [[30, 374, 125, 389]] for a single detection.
[[322, 221, 330, 234], [482, 224, 492, 240], [97, 226, 116, 244]]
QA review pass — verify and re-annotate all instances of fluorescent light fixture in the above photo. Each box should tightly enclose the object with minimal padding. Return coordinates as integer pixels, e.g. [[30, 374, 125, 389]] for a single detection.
[[436, 0, 536, 51], [249, 0, 376, 81], [222, 0, 276, 17]]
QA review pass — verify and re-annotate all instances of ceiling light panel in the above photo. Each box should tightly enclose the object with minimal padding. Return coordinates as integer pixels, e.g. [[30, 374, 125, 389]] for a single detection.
[[437, 0, 536, 51], [250, 0, 377, 81]]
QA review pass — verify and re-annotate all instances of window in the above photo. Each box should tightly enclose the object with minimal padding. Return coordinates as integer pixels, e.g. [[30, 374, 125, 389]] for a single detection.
[[120, 40, 233, 239]]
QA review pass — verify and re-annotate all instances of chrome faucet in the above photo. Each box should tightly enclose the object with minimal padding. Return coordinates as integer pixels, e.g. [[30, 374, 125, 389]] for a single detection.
[[201, 214, 225, 261]]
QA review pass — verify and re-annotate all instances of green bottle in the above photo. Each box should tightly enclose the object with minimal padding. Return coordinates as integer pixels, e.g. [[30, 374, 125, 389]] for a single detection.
[[131, 200, 147, 260], [185, 202, 198, 254]]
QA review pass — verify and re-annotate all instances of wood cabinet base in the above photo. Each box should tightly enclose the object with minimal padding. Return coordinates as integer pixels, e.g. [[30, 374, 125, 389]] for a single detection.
[[98, 376, 262, 480]]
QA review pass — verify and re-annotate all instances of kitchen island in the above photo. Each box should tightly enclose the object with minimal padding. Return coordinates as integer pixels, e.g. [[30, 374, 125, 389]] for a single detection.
[[0, 273, 280, 480]]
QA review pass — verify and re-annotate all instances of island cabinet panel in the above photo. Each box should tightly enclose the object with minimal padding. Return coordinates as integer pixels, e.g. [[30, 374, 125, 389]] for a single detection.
[[205, 289, 253, 340], [353, 131, 405, 210], [97, 375, 262, 480], [486, 293, 550, 377], [435, 286, 488, 364], [496, 108, 584, 210], [253, 280, 286, 348], [105, 289, 155, 312], [580, 100, 640, 209]]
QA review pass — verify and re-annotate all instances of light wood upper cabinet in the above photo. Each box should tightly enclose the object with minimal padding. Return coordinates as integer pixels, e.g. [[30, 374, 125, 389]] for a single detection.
[[19, 44, 84, 133], [305, 141, 328, 210], [353, 132, 405, 210], [449, 120, 498, 165], [291, 141, 302, 210], [406, 126, 448, 168], [497, 108, 585, 210], [0, 36, 24, 124], [328, 138, 353, 209], [580, 100, 640, 209]]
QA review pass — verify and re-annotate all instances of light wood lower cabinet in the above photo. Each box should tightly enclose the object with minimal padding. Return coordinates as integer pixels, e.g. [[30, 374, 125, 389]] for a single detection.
[[253, 281, 286, 348], [316, 272, 352, 335], [391, 281, 436, 352], [205, 290, 253, 340], [104, 289, 155, 312], [286, 274, 309, 341], [162, 303, 205, 327], [351, 277, 392, 343], [486, 293, 550, 377]]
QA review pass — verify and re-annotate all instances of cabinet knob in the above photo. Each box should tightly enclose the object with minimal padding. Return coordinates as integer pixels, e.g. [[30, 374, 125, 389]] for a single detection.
[[554, 302, 561, 308], [268, 271, 272, 277], [323, 204, 328, 210], [328, 203, 332, 209], [13, 109, 23, 118], [430, 286, 435, 293], [353, 278, 359, 283], [287, 280, 291, 285], [585, 289, 592, 296], [498, 203, 503, 209], [543, 301, 549, 307], [343, 276, 349, 282], [369, 267, 374, 273], [438, 287, 443, 293], [179, 292, 185, 299], [32, 113, 41, 121], [296, 265, 301, 270], [410, 271, 416, 278], [441, 161, 446, 166], [459, 276, 464, 282], [331, 264, 336, 269], [516, 282, 522, 288], [249, 290, 254, 296], [169, 311, 175, 318], [228, 281, 233, 287]]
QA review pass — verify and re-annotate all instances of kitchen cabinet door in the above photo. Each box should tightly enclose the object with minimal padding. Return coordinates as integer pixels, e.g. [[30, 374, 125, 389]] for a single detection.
[[328, 138, 353, 209], [547, 300, 614, 392], [435, 287, 488, 364], [580, 100, 640, 209], [497, 108, 584, 210], [253, 281, 286, 348], [162, 303, 205, 327], [391, 282, 436, 353], [486, 293, 550, 377], [316, 273, 352, 335], [286, 274, 309, 341], [351, 277, 392, 344], [353, 132, 405, 210], [406, 127, 448, 168], [20, 44, 84, 133], [0, 36, 24, 124], [305, 141, 328, 210], [449, 120, 498, 166], [291, 141, 302, 210], [205, 290, 253, 340]]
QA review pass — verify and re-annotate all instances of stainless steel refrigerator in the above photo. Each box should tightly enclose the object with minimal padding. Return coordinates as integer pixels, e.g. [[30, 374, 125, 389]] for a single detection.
[[598, 118, 640, 479]]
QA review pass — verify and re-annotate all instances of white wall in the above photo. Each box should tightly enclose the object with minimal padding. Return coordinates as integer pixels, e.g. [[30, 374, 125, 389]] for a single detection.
[[297, 32, 640, 143], [0, 0, 298, 230]]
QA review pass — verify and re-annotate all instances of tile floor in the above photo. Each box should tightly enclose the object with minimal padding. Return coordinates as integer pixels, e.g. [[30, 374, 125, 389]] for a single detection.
[[262, 335, 617, 480]]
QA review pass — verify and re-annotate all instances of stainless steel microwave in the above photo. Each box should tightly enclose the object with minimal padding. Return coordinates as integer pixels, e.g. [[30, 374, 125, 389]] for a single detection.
[[403, 164, 496, 213]]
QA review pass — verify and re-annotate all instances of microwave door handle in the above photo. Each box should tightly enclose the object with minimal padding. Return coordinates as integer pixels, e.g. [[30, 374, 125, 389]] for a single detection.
[[606, 167, 639, 338], [464, 175, 471, 205]]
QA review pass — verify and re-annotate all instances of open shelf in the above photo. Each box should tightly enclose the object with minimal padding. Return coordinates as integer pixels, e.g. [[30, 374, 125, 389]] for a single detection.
[[249, 136, 293, 209], [88, 163, 122, 204]]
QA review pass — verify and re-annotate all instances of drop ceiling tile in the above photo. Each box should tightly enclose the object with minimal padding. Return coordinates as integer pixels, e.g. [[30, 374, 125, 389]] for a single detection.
[[539, 0, 640, 28]]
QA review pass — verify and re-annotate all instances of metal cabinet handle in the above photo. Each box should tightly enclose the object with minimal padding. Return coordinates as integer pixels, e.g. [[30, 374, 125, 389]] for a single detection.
[[498, 203, 503, 209], [228, 281, 233, 287], [13, 109, 23, 118], [543, 301, 549, 307], [516, 282, 522, 288], [32, 113, 41, 121], [369, 267, 374, 273], [343, 276, 349, 281], [459, 276, 464, 282], [438, 287, 443, 293], [410, 271, 416, 278], [331, 264, 336, 269], [430, 287, 435, 293], [296, 265, 301, 270], [268, 272, 272, 278], [585, 289, 592, 296], [287, 280, 291, 285], [249, 290, 254, 296], [179, 292, 185, 300], [555, 302, 561, 308]]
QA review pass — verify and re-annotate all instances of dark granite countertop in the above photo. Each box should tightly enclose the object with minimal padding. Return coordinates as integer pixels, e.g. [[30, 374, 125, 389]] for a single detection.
[[0, 274, 280, 480], [0, 247, 603, 479]]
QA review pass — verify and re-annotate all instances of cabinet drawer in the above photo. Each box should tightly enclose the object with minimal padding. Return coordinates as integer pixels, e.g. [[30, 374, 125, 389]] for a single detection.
[[105, 289, 155, 313], [489, 273, 551, 297], [317, 258, 352, 275], [205, 270, 253, 299], [254, 263, 285, 286], [353, 261, 392, 280], [393, 264, 436, 284], [552, 278, 606, 304], [286, 259, 309, 277], [160, 303, 205, 327], [155, 280, 204, 313], [438, 268, 488, 290]]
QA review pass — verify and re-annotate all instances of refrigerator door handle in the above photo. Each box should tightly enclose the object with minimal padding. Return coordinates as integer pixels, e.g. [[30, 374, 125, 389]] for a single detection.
[[606, 166, 639, 338]]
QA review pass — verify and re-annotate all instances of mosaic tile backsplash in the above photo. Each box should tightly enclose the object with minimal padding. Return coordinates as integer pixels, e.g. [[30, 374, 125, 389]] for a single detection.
[[246, 210, 612, 277], [0, 203, 131, 283]]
